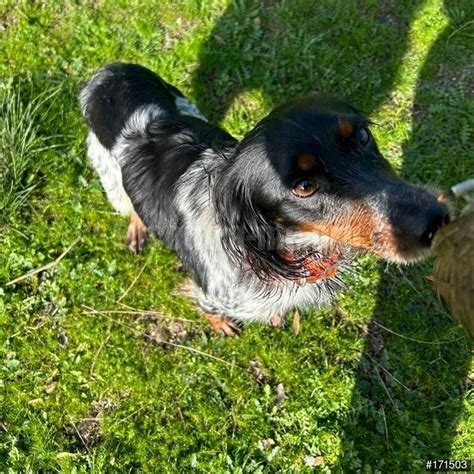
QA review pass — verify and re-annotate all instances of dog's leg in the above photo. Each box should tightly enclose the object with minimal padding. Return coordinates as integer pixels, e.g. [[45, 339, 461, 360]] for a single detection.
[[125, 212, 148, 254], [202, 312, 241, 337], [173, 279, 241, 336], [86, 132, 148, 254], [86, 132, 134, 216], [270, 313, 285, 328]]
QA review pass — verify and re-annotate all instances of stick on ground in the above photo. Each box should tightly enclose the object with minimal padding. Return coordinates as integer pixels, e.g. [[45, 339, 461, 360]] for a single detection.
[[5, 236, 81, 286]]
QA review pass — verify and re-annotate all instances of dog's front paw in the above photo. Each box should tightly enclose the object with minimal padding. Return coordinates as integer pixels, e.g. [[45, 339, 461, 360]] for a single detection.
[[270, 313, 285, 328], [125, 212, 148, 254], [203, 313, 241, 337], [173, 278, 195, 298]]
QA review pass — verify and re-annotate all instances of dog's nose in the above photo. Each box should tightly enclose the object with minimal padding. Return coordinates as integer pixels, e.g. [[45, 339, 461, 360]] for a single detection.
[[418, 205, 450, 247]]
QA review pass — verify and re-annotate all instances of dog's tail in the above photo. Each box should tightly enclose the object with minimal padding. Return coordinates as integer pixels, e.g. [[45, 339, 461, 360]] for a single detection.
[[79, 62, 206, 150]]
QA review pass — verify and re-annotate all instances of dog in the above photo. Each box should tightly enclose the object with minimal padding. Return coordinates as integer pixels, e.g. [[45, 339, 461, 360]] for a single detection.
[[80, 62, 449, 335]]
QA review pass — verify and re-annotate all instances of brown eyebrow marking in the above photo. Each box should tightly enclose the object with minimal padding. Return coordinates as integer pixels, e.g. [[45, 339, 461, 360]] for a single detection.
[[296, 153, 317, 171], [338, 118, 354, 138]]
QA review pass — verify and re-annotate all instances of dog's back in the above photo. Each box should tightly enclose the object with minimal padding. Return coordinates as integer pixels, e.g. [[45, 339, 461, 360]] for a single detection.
[[79, 62, 236, 256], [80, 62, 200, 150]]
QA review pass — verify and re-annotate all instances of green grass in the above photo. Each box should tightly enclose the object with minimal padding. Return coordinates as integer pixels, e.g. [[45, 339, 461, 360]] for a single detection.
[[0, 78, 60, 224], [0, 0, 473, 471]]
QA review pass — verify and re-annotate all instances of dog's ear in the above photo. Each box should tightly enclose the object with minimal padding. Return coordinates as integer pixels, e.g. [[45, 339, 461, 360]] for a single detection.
[[213, 171, 297, 281]]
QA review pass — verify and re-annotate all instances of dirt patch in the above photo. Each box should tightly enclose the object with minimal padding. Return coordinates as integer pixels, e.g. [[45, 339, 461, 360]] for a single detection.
[[143, 319, 195, 348], [359, 320, 385, 357], [69, 397, 116, 450], [249, 359, 272, 385], [74, 418, 101, 450], [0, 11, 18, 32]]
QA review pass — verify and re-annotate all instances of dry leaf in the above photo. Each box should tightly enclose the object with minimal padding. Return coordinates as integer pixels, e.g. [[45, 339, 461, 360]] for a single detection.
[[304, 455, 324, 466]]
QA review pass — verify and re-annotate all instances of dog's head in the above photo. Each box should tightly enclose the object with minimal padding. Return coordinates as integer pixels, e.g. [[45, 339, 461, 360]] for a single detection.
[[214, 96, 449, 280]]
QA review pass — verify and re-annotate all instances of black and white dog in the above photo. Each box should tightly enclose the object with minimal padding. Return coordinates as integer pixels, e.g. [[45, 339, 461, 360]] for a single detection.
[[80, 62, 448, 335]]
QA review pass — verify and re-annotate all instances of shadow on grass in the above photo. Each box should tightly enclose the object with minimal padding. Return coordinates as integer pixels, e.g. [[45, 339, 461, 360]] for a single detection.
[[340, 3, 473, 469], [191, 0, 471, 469], [192, 0, 424, 121]]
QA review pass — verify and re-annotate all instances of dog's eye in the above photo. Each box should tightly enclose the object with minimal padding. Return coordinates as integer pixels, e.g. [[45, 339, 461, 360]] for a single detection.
[[357, 127, 370, 146], [292, 179, 318, 198]]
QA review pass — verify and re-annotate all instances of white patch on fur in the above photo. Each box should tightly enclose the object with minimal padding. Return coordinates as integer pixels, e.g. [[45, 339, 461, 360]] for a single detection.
[[86, 132, 133, 215], [174, 153, 338, 324], [112, 104, 165, 166], [88, 104, 166, 217], [283, 229, 336, 251], [174, 95, 207, 121]]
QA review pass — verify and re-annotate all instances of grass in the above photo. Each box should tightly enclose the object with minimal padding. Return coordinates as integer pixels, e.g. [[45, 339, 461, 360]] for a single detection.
[[0, 78, 60, 225], [0, 0, 473, 471]]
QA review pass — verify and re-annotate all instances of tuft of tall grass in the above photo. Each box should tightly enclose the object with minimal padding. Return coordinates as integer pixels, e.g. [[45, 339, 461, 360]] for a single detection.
[[0, 78, 59, 225]]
